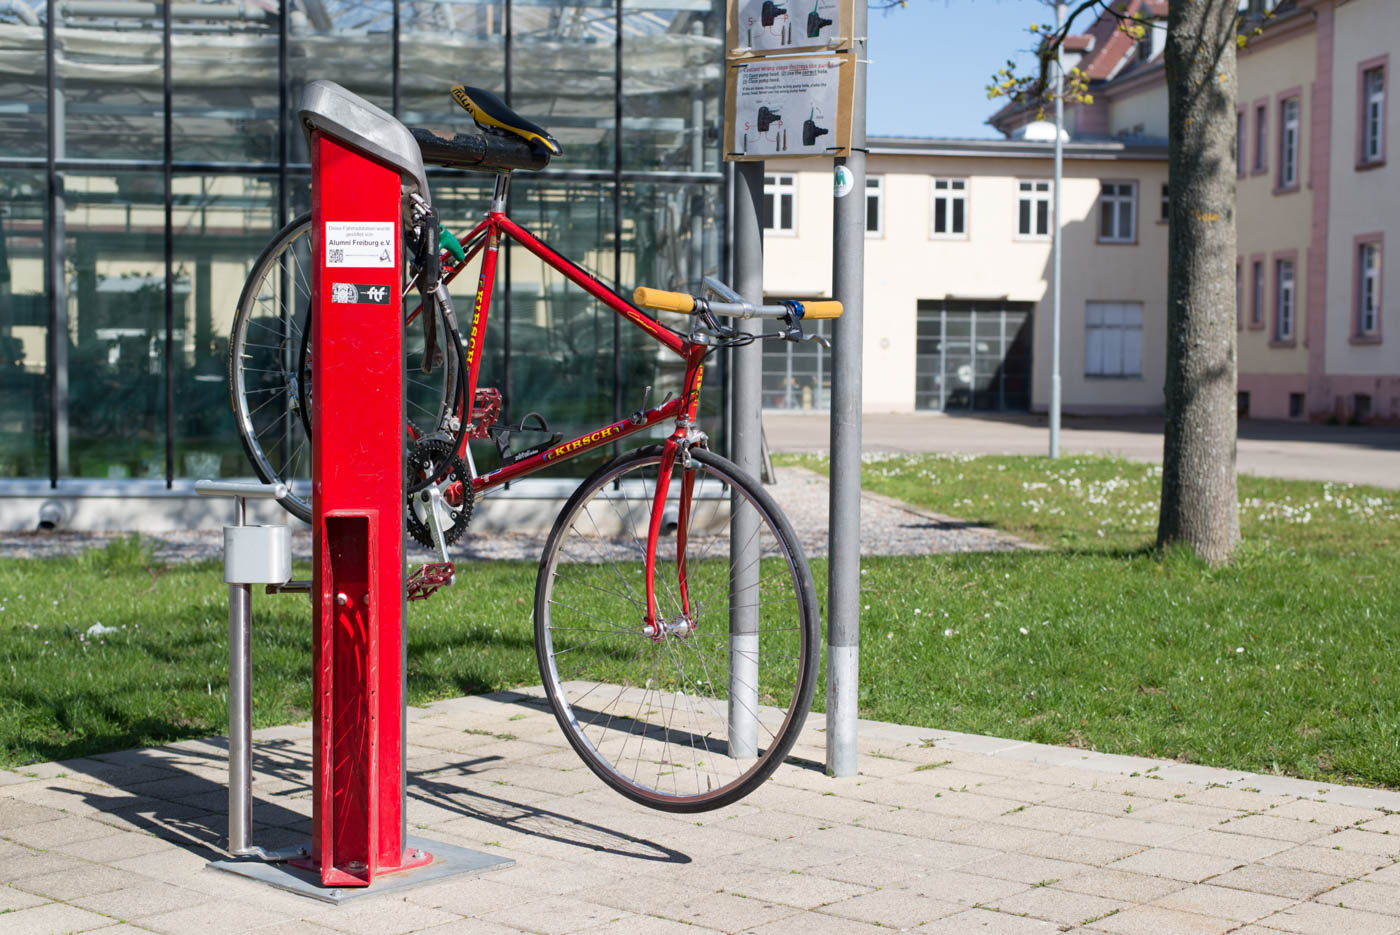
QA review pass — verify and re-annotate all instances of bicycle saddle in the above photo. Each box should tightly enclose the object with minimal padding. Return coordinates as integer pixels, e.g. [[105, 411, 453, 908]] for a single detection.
[[450, 85, 562, 156]]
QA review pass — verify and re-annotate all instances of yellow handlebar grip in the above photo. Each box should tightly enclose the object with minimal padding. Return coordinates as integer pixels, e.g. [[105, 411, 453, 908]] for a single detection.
[[633, 286, 696, 314], [800, 301, 843, 319]]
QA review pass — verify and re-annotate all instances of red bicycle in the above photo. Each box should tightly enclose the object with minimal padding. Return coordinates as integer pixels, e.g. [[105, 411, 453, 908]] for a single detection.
[[229, 83, 840, 810]]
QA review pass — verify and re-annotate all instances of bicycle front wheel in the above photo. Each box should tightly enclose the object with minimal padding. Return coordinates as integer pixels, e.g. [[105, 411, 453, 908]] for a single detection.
[[535, 445, 819, 812], [228, 213, 457, 522]]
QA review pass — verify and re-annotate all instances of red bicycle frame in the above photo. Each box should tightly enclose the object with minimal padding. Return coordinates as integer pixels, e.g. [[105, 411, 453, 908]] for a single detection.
[[424, 193, 709, 627]]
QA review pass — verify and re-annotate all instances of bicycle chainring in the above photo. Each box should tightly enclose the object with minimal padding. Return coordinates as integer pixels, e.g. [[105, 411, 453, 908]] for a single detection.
[[405, 437, 473, 549]]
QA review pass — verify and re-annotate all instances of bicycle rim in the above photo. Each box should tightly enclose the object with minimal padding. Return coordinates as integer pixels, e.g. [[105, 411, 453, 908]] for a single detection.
[[228, 213, 458, 523], [534, 446, 819, 812]]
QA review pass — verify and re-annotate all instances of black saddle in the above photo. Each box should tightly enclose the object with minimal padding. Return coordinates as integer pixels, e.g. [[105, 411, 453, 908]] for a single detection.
[[450, 85, 562, 156]]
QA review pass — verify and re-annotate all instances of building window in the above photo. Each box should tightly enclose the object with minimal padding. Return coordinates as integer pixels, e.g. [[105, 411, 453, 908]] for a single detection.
[[762, 315, 832, 410], [1275, 257, 1296, 342], [1085, 302, 1143, 378], [1098, 181, 1137, 243], [1016, 180, 1050, 239], [1357, 239, 1382, 338], [1251, 260, 1265, 327], [931, 178, 967, 238], [1360, 64, 1386, 166], [865, 176, 883, 236], [762, 174, 795, 233], [1254, 103, 1268, 172], [1236, 110, 1246, 176], [1278, 97, 1300, 189], [1236, 260, 1242, 328], [1159, 183, 1170, 223]]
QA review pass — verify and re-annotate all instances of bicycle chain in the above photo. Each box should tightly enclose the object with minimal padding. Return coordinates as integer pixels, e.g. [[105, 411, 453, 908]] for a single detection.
[[405, 437, 474, 549]]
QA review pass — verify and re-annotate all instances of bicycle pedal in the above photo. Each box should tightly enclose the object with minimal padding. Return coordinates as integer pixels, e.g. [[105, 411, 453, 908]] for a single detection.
[[407, 561, 455, 601]]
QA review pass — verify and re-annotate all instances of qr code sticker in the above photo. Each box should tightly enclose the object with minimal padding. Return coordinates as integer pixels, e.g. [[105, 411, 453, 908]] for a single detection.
[[329, 248, 344, 264]]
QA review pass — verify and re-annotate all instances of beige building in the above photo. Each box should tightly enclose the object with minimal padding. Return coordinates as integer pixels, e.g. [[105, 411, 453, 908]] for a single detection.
[[762, 0, 1396, 422]]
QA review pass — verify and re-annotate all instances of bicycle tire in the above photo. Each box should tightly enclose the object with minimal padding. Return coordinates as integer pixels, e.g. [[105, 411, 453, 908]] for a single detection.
[[228, 213, 458, 522], [534, 445, 819, 812]]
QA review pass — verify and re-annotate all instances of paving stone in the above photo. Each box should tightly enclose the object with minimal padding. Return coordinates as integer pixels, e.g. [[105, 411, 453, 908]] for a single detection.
[[1052, 867, 1190, 903], [1018, 833, 1142, 867], [1077, 817, 1200, 847], [807, 852, 932, 887], [50, 830, 171, 862], [959, 852, 1088, 885], [990, 805, 1099, 834], [1105, 847, 1243, 883], [0, 816, 117, 850], [1131, 801, 1248, 830], [990, 885, 1129, 925], [914, 906, 1063, 934], [1181, 788, 1296, 812], [1270, 800, 1378, 826], [1258, 900, 1400, 934], [936, 822, 1065, 854], [1367, 863, 1400, 886], [0, 848, 85, 881], [0, 884, 49, 912], [70, 880, 209, 920], [1084, 903, 1235, 935], [1220, 814, 1339, 844], [898, 868, 1030, 906], [725, 872, 872, 910], [0, 801, 67, 831], [0, 900, 118, 935], [1262, 844, 1391, 878], [1317, 829, 1400, 858], [581, 916, 724, 935], [1045, 790, 1141, 817], [13, 863, 155, 902], [741, 909, 892, 934], [1151, 882, 1294, 922], [477, 895, 633, 935], [1362, 815, 1400, 835], [138, 897, 295, 935], [1313, 879, 1400, 916], [818, 888, 961, 928], [1208, 864, 1345, 899], [1164, 829, 1295, 861], [882, 837, 1000, 871]]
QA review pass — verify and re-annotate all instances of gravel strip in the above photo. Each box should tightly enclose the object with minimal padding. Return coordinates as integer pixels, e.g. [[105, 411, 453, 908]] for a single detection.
[[0, 467, 1027, 563]]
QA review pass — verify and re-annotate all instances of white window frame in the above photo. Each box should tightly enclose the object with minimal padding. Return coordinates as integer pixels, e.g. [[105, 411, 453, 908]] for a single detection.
[[1362, 66, 1385, 165], [930, 177, 968, 239], [865, 175, 883, 238], [1098, 181, 1137, 243], [1016, 179, 1051, 240], [1279, 97, 1300, 189], [1275, 258, 1296, 342], [762, 173, 796, 235], [1359, 241, 1381, 336], [1084, 302, 1144, 378]]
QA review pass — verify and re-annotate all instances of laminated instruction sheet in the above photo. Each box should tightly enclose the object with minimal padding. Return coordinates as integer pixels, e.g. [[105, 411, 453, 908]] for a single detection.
[[732, 57, 842, 157]]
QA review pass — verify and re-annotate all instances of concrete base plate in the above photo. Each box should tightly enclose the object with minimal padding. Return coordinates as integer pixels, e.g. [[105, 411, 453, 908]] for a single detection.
[[207, 835, 513, 904]]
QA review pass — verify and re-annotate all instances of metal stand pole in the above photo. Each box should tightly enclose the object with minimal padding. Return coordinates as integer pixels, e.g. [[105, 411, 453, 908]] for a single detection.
[[729, 159, 764, 758], [1049, 0, 1065, 458], [228, 573, 254, 856], [827, 2, 867, 778]]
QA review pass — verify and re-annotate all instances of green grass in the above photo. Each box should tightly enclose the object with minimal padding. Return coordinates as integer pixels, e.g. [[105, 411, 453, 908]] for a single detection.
[[3, 453, 1399, 790], [789, 452, 1400, 788]]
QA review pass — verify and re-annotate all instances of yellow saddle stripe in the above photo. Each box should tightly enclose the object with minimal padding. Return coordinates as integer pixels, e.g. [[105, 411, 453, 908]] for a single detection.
[[451, 86, 560, 154]]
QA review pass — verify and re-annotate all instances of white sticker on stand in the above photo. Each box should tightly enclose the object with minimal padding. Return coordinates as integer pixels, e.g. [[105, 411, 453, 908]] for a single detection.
[[833, 165, 853, 198], [325, 221, 395, 268]]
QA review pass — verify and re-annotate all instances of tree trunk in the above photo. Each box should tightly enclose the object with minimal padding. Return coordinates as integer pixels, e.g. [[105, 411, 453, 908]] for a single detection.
[[1157, 0, 1240, 564]]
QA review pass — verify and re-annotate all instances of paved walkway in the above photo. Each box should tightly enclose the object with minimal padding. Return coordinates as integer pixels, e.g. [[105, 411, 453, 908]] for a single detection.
[[764, 412, 1400, 489], [4, 691, 1399, 934]]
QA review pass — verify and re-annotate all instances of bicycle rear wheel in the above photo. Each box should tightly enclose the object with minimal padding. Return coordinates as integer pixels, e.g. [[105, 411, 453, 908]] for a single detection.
[[228, 213, 457, 522], [534, 445, 819, 812]]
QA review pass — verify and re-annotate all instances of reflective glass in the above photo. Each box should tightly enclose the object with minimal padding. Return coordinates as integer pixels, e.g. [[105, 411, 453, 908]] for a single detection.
[[57, 8, 165, 159], [287, 0, 394, 163], [0, 170, 48, 478], [64, 173, 166, 478], [400, 0, 507, 132], [0, 3, 46, 157], [171, 5, 280, 162], [621, 0, 723, 171], [511, 0, 615, 171], [172, 174, 278, 478]]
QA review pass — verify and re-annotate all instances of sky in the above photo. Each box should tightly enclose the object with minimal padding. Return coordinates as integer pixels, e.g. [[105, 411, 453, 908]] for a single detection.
[[865, 0, 1052, 140]]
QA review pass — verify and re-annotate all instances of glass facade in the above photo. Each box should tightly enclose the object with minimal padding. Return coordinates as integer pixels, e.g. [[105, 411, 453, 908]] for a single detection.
[[0, 0, 725, 485]]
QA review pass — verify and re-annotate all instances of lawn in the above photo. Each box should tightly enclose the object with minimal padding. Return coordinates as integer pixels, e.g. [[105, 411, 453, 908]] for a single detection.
[[2, 453, 1398, 790]]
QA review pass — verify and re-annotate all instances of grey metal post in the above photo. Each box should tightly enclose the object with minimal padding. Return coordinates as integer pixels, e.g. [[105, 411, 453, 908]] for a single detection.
[[1049, 0, 1065, 458], [827, 0, 867, 778], [227, 494, 255, 855], [729, 160, 764, 758]]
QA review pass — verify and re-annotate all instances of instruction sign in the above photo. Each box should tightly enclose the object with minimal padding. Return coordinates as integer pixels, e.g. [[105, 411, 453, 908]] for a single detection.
[[725, 54, 853, 160], [324, 221, 395, 268], [730, 0, 848, 55]]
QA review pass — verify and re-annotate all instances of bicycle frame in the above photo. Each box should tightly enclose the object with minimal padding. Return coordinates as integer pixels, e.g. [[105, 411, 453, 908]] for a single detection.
[[424, 173, 708, 626]]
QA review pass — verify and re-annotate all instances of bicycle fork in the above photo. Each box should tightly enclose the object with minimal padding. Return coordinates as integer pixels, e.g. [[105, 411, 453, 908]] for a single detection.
[[642, 438, 696, 639]]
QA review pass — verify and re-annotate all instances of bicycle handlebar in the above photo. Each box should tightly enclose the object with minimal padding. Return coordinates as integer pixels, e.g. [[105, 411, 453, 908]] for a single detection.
[[632, 286, 843, 322]]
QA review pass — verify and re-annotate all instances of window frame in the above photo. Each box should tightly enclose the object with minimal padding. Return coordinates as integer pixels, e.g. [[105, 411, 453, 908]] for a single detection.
[[864, 175, 883, 238], [1353, 233, 1383, 344], [1252, 99, 1269, 175], [930, 177, 968, 240], [1083, 301, 1145, 379], [1236, 258, 1243, 330], [762, 173, 797, 236], [1271, 252, 1298, 346], [1249, 256, 1266, 329], [1014, 178, 1052, 241], [1276, 90, 1302, 193], [1097, 180, 1138, 244], [1158, 182, 1170, 224], [1236, 108, 1247, 177], [1357, 57, 1388, 169]]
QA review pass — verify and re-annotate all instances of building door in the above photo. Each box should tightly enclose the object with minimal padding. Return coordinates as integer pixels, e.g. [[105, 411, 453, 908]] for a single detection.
[[915, 300, 1032, 411]]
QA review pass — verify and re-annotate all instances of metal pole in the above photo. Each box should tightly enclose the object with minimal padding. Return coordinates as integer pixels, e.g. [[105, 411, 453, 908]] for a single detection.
[[729, 160, 764, 758], [1049, 0, 1065, 458], [227, 495, 253, 855], [827, 0, 867, 778]]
